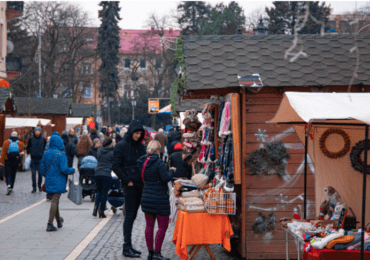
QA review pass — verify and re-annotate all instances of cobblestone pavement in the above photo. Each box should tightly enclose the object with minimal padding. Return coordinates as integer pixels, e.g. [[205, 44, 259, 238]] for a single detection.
[[0, 170, 46, 220], [77, 208, 240, 260]]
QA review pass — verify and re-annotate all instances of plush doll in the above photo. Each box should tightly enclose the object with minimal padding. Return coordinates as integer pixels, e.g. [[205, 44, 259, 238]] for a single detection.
[[323, 186, 343, 218], [330, 202, 346, 220], [182, 109, 202, 165], [318, 199, 330, 220]]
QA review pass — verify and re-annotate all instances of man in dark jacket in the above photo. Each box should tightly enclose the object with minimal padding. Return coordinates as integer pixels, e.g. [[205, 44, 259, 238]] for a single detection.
[[89, 129, 100, 142], [61, 134, 76, 168], [67, 129, 78, 166], [112, 120, 146, 258], [169, 129, 182, 156], [168, 143, 192, 181], [27, 126, 47, 193]]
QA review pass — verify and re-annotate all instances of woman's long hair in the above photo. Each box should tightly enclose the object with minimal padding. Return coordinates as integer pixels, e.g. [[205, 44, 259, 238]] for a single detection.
[[77, 134, 93, 155]]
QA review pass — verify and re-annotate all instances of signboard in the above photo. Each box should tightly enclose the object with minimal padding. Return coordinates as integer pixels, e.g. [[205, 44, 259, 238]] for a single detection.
[[86, 117, 93, 125], [148, 99, 159, 114], [96, 116, 102, 124]]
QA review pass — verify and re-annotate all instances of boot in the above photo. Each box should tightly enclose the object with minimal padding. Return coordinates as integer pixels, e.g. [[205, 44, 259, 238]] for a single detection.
[[99, 211, 106, 218], [152, 251, 170, 260], [147, 249, 154, 260], [46, 222, 57, 232], [122, 247, 140, 258], [92, 204, 99, 217], [57, 217, 64, 228], [131, 247, 142, 255]]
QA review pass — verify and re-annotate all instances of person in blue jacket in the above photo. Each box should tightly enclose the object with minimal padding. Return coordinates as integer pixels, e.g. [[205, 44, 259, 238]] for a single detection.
[[39, 132, 75, 232]]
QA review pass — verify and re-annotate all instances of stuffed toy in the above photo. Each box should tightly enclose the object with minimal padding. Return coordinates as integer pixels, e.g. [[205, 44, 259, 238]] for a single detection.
[[312, 229, 345, 249], [318, 199, 330, 220], [182, 109, 202, 164], [183, 109, 202, 132], [331, 202, 346, 220], [323, 186, 343, 218]]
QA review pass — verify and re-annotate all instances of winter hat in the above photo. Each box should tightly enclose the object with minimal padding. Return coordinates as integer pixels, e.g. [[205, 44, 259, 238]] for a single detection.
[[35, 126, 42, 131], [93, 138, 101, 144], [52, 131, 60, 137], [11, 131, 18, 137], [62, 130, 67, 134], [174, 143, 183, 150]]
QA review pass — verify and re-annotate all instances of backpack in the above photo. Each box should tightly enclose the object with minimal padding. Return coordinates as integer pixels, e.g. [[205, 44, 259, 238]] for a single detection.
[[7, 139, 20, 161]]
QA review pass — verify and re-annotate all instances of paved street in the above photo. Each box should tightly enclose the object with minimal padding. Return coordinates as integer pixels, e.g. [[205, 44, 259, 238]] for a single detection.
[[0, 166, 239, 260]]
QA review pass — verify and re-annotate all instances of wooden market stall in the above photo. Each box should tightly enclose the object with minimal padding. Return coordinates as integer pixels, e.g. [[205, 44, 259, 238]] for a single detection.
[[0, 86, 17, 145], [13, 97, 70, 135], [180, 33, 370, 259]]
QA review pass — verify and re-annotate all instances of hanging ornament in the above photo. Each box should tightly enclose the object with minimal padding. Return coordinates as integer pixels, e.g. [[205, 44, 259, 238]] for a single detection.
[[350, 140, 370, 173], [319, 128, 351, 159]]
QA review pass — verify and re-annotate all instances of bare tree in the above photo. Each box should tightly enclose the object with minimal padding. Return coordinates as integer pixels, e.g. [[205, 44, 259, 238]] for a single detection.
[[12, 1, 98, 102]]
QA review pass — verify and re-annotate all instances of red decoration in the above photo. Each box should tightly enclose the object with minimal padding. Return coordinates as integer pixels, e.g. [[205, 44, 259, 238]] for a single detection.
[[88, 121, 95, 129], [0, 79, 10, 88], [169, 27, 173, 36], [293, 214, 301, 220]]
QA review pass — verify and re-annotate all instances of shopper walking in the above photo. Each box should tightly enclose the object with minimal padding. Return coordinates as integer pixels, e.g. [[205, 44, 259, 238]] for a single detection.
[[61, 133, 76, 168], [154, 128, 167, 159], [1, 131, 24, 195], [138, 140, 175, 260], [76, 134, 93, 170], [168, 143, 192, 182], [39, 132, 75, 232], [87, 138, 102, 159], [27, 126, 47, 193], [90, 128, 100, 142], [68, 129, 78, 166], [93, 137, 114, 218], [168, 128, 182, 156], [112, 119, 146, 258]]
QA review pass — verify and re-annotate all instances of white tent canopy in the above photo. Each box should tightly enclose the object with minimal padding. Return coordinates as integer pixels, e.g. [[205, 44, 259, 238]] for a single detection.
[[269, 92, 370, 125], [5, 118, 51, 129]]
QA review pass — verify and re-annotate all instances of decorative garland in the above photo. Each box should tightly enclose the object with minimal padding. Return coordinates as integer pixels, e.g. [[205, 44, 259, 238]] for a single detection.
[[319, 128, 351, 159], [350, 140, 370, 173], [170, 34, 185, 116]]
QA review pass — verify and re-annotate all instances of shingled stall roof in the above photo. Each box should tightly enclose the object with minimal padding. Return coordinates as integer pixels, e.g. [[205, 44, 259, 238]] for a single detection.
[[14, 97, 70, 115], [176, 98, 210, 112], [184, 34, 370, 90], [71, 103, 95, 117], [0, 87, 10, 106]]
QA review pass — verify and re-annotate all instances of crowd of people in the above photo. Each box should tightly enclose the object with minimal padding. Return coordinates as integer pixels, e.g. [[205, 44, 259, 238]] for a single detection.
[[0, 120, 188, 260]]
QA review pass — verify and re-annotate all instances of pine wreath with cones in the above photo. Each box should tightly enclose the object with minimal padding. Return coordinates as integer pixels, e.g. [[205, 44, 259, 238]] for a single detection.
[[319, 128, 351, 159]]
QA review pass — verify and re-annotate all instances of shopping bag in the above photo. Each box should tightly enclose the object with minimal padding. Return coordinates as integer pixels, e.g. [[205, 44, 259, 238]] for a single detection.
[[24, 155, 31, 170], [67, 171, 83, 205]]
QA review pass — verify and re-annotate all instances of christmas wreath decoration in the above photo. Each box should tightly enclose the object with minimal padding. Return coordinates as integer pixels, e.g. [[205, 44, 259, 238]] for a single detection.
[[319, 128, 351, 159], [350, 140, 370, 173]]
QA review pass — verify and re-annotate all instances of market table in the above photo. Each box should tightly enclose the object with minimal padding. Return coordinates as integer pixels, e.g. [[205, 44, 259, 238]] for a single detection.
[[285, 229, 305, 260], [303, 242, 370, 260], [172, 210, 234, 260]]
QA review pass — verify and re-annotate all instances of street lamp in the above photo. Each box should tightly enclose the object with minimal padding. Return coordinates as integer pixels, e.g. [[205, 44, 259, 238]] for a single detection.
[[118, 101, 121, 125], [131, 99, 137, 120], [104, 102, 108, 126]]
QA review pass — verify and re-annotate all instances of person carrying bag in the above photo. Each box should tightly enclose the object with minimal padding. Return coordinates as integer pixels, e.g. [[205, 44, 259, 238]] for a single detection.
[[39, 132, 75, 232]]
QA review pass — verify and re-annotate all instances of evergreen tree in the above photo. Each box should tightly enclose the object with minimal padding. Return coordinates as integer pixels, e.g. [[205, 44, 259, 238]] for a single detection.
[[199, 1, 246, 35], [96, 1, 121, 126], [266, 1, 330, 34], [177, 1, 211, 35]]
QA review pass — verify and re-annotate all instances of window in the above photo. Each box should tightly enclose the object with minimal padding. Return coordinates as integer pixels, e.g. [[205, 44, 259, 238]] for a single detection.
[[81, 62, 92, 74], [124, 58, 131, 68], [61, 84, 72, 98], [155, 59, 162, 69], [80, 82, 93, 99], [139, 59, 146, 69]]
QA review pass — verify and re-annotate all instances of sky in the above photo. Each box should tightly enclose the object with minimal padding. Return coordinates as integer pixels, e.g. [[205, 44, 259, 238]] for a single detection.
[[80, 1, 370, 30]]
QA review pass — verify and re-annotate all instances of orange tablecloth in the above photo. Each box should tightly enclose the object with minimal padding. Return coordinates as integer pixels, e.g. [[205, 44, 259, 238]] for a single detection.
[[172, 210, 234, 260]]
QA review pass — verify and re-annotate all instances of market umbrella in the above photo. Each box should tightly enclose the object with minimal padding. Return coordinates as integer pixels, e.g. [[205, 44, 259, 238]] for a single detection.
[[269, 92, 370, 260], [158, 104, 171, 114]]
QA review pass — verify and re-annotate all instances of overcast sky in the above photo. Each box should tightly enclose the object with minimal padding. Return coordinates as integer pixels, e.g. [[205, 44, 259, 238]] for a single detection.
[[79, 1, 370, 30]]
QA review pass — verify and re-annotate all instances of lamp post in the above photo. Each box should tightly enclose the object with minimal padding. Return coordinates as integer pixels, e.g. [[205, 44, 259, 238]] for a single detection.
[[132, 99, 136, 120], [104, 102, 108, 126], [118, 101, 121, 125]]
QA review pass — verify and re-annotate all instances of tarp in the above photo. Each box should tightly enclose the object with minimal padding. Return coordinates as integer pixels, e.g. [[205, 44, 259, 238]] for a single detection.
[[5, 118, 51, 129], [269, 91, 370, 241], [66, 117, 83, 125], [269, 92, 370, 125], [158, 104, 171, 114]]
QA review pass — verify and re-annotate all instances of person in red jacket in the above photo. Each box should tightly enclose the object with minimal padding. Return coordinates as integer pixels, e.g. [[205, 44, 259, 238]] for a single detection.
[[1, 131, 25, 195]]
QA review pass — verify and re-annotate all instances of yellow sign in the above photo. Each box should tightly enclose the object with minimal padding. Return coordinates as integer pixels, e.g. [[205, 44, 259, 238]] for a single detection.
[[148, 100, 159, 114]]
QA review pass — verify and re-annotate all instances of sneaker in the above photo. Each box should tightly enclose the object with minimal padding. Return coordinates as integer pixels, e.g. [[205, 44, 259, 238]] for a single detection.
[[6, 185, 11, 195], [32, 189, 36, 193]]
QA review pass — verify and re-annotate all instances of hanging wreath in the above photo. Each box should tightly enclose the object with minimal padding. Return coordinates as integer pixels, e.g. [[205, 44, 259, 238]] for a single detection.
[[350, 140, 370, 173], [0, 79, 10, 88], [319, 128, 351, 159]]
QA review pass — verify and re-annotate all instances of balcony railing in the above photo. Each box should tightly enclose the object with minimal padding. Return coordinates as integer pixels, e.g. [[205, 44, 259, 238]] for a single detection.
[[7, 2, 24, 12], [6, 55, 22, 72]]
